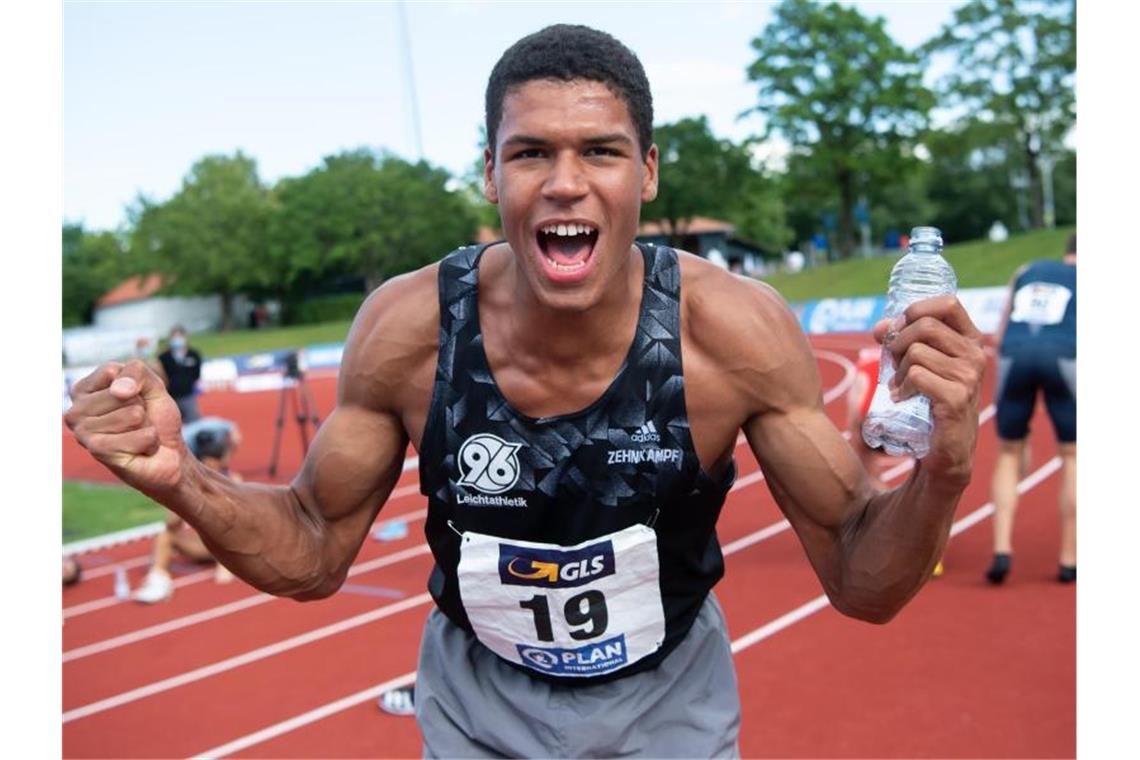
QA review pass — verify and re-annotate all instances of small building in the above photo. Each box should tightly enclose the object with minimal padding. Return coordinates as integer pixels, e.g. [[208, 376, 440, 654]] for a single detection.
[[62, 274, 260, 366], [635, 217, 773, 275], [93, 274, 230, 335]]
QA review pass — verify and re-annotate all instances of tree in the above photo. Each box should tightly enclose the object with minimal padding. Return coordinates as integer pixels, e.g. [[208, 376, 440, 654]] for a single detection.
[[644, 117, 752, 245], [62, 223, 133, 327], [922, 119, 1021, 243], [642, 116, 791, 252], [270, 149, 478, 294], [745, 0, 934, 258], [129, 152, 275, 330], [922, 0, 1075, 229]]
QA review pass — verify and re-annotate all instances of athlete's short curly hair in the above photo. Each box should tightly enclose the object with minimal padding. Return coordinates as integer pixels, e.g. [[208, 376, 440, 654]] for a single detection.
[[485, 24, 654, 158]]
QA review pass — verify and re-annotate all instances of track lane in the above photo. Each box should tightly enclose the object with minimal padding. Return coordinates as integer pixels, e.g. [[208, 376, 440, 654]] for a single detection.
[[66, 344, 1062, 760]]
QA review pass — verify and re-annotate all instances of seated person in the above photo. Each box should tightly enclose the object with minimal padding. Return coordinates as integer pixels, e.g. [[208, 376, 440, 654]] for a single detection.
[[131, 420, 242, 603]]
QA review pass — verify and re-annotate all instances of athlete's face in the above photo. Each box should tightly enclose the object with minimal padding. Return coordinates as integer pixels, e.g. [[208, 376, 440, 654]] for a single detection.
[[484, 79, 658, 311]]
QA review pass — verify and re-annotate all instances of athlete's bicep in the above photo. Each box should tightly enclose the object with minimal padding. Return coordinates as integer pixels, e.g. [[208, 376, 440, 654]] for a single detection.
[[745, 398, 869, 539], [289, 281, 420, 578], [734, 297, 872, 560]]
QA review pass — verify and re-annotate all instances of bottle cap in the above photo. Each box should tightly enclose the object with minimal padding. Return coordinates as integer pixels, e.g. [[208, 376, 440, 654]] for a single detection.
[[910, 226, 943, 247]]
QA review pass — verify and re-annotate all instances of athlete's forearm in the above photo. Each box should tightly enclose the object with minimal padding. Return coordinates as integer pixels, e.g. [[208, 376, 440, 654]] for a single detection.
[[833, 465, 965, 623], [155, 459, 336, 599]]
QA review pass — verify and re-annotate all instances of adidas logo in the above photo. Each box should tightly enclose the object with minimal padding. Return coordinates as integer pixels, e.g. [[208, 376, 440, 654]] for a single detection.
[[630, 421, 661, 443]]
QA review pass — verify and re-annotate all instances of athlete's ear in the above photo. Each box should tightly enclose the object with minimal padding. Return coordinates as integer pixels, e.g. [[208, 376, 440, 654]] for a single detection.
[[483, 146, 499, 205], [641, 143, 659, 203]]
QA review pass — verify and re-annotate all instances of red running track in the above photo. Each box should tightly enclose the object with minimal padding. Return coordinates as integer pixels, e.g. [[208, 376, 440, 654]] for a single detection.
[[61, 334, 1074, 758]]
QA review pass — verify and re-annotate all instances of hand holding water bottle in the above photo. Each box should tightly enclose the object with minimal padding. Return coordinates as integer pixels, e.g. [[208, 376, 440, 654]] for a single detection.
[[863, 227, 986, 484]]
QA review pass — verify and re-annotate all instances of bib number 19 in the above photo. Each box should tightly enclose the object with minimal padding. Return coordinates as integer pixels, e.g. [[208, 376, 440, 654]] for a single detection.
[[519, 590, 609, 642]]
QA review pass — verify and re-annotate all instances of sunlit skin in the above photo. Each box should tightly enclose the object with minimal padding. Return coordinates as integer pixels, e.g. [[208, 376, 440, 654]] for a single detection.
[[483, 79, 658, 314]]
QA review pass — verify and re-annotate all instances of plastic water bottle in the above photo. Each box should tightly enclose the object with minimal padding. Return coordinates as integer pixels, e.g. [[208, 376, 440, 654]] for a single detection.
[[862, 226, 957, 458]]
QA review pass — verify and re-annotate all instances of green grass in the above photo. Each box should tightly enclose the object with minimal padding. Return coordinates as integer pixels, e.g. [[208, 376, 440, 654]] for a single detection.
[[760, 227, 1073, 303], [186, 320, 354, 359], [63, 481, 168, 544]]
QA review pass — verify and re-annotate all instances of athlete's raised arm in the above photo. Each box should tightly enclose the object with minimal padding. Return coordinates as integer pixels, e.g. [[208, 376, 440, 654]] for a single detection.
[[64, 269, 438, 600], [686, 267, 984, 622]]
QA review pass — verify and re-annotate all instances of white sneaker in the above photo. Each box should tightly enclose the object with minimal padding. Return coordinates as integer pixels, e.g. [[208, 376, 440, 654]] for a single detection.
[[132, 569, 174, 603], [378, 686, 415, 716]]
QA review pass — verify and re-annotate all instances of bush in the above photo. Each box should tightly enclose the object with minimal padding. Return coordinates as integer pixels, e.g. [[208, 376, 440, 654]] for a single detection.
[[288, 293, 367, 325]]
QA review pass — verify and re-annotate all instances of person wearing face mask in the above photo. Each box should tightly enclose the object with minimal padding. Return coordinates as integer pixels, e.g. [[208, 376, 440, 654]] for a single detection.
[[156, 325, 203, 423]]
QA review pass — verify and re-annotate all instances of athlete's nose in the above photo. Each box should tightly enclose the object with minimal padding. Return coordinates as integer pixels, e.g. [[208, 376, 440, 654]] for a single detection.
[[542, 151, 588, 202]]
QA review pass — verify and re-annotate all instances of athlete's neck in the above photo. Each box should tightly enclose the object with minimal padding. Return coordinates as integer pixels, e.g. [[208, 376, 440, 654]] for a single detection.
[[485, 244, 644, 365]]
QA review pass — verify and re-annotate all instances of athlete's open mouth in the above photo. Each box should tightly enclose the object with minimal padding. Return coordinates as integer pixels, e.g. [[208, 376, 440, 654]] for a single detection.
[[536, 222, 599, 273]]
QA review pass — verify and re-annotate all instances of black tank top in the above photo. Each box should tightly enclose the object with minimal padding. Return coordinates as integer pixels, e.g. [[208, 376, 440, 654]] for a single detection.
[[419, 241, 735, 682]]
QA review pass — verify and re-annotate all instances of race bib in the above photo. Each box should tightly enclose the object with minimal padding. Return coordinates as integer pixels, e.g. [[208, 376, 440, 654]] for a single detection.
[[1010, 282, 1072, 326], [456, 524, 665, 677]]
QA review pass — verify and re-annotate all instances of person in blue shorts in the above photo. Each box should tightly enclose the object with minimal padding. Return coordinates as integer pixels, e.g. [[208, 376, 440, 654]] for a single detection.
[[64, 24, 986, 757], [988, 234, 1077, 584]]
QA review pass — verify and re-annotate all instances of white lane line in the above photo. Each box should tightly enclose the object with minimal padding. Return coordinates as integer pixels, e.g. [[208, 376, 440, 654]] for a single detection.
[[63, 543, 434, 663], [64, 568, 219, 619], [63, 593, 433, 723], [62, 484, 428, 619], [64, 522, 166, 556], [191, 449, 1054, 759], [729, 455, 1061, 654], [73, 555, 152, 581], [191, 670, 419, 760]]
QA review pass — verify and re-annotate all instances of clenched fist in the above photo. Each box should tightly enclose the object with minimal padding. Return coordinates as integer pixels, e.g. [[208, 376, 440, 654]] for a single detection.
[[64, 360, 189, 494]]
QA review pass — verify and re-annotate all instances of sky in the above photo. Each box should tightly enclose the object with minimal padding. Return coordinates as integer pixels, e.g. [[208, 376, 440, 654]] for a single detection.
[[63, 0, 965, 231]]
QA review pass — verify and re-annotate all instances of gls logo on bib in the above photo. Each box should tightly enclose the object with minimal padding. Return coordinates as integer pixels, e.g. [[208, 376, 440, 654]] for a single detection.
[[458, 434, 523, 494]]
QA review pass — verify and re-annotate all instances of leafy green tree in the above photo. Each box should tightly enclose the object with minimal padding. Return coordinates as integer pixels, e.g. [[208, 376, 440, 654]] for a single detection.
[[270, 149, 477, 295], [62, 224, 133, 327], [129, 152, 275, 329], [922, 119, 1021, 243], [745, 0, 934, 258], [643, 116, 791, 252], [922, 0, 1075, 229]]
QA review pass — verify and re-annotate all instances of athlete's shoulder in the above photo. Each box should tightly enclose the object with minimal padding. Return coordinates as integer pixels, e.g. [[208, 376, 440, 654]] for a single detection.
[[674, 249, 816, 411], [351, 261, 441, 342], [676, 249, 800, 344], [339, 260, 442, 411]]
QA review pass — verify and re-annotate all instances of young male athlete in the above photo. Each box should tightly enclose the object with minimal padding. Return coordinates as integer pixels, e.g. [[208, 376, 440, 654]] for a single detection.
[[987, 234, 1077, 584], [65, 25, 986, 757]]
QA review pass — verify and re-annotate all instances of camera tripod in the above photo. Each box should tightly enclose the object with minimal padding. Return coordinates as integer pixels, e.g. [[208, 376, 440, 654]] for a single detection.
[[267, 352, 321, 477]]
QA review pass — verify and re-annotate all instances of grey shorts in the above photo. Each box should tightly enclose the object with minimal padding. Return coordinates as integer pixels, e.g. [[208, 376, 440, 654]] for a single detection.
[[415, 593, 741, 758]]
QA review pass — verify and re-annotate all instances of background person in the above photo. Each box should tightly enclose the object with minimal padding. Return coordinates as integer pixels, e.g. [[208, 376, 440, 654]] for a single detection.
[[156, 325, 203, 423], [987, 234, 1077, 584]]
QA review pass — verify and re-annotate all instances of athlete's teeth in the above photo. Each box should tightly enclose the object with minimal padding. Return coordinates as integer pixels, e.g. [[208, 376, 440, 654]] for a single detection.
[[540, 224, 597, 236]]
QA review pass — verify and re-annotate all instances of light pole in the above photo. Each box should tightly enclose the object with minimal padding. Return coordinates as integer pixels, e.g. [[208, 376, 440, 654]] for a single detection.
[[397, 0, 423, 161]]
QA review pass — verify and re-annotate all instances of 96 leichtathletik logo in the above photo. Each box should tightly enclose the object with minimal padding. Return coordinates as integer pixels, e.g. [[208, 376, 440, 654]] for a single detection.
[[457, 434, 522, 494]]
